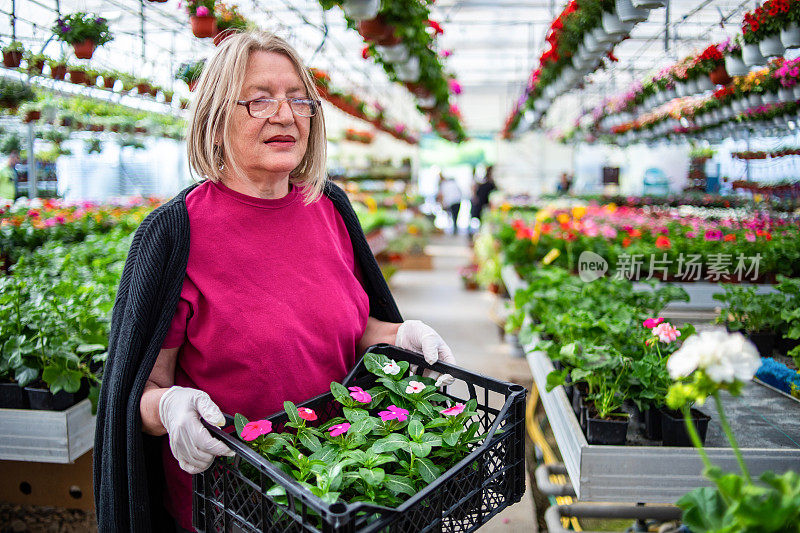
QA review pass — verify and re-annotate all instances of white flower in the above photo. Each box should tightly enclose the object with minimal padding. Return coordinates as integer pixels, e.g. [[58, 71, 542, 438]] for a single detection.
[[383, 360, 401, 375], [405, 380, 425, 394], [667, 329, 760, 384]]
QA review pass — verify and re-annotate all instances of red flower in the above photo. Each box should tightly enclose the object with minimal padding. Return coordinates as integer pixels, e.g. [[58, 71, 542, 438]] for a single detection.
[[426, 20, 444, 35], [723, 234, 736, 242], [655, 235, 671, 249], [362, 46, 370, 60], [622, 236, 632, 247]]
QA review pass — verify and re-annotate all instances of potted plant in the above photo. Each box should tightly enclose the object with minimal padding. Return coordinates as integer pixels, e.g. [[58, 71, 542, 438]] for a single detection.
[[781, 0, 800, 49], [51, 13, 113, 59], [713, 285, 785, 356], [214, 3, 249, 45], [118, 73, 137, 93], [67, 64, 86, 85], [162, 89, 174, 104], [179, 97, 190, 109], [84, 68, 99, 87], [186, 1, 217, 38], [742, 7, 767, 66], [757, 0, 787, 58], [341, 0, 380, 21], [136, 78, 151, 95], [24, 51, 48, 75], [19, 101, 42, 123], [0, 78, 35, 109], [2, 41, 25, 68], [47, 58, 68, 80], [176, 60, 205, 91]]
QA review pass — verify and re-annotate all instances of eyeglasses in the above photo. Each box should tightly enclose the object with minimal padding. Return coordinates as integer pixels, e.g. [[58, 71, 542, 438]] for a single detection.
[[236, 97, 320, 119]]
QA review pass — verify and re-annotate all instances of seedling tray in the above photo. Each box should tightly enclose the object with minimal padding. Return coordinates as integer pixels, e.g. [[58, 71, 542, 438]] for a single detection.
[[193, 344, 526, 533]]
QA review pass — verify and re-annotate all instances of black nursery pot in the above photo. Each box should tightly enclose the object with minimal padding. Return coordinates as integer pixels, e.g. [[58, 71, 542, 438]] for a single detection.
[[643, 407, 663, 441], [585, 415, 629, 445], [572, 387, 583, 418], [0, 382, 29, 409], [660, 407, 710, 447], [777, 335, 800, 355], [746, 331, 777, 357], [25, 381, 89, 411]]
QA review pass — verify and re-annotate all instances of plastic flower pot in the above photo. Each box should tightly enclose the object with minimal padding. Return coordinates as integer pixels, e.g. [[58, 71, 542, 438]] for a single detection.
[[777, 336, 800, 355], [341, 0, 380, 21], [190, 15, 217, 38], [375, 43, 409, 63], [742, 43, 765, 67], [709, 64, 732, 86], [85, 74, 97, 86], [602, 10, 627, 35], [72, 39, 96, 59], [394, 56, 420, 82], [103, 76, 116, 89], [68, 69, 86, 85], [23, 110, 40, 123], [724, 55, 748, 77], [50, 64, 67, 80], [746, 331, 776, 357], [28, 59, 45, 75], [25, 381, 89, 411], [660, 407, 709, 447], [632, 0, 666, 7], [0, 382, 29, 409], [615, 0, 649, 23], [781, 24, 800, 49], [643, 407, 662, 440], [585, 412, 629, 445], [2, 50, 22, 68], [759, 34, 785, 58], [357, 17, 393, 42], [592, 26, 614, 45], [136, 82, 150, 95], [779, 87, 794, 103], [762, 91, 779, 105], [696, 76, 714, 92], [748, 93, 762, 107], [794, 86, 800, 100]]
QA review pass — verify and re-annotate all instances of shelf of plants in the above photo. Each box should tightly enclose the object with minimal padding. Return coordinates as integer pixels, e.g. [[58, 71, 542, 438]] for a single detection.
[[476, 196, 800, 504]]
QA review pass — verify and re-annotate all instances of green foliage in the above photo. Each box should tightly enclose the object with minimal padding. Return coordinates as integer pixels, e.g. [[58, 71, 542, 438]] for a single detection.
[[52, 13, 113, 46], [175, 60, 205, 85], [713, 285, 786, 333], [2, 41, 25, 53], [0, 79, 35, 107]]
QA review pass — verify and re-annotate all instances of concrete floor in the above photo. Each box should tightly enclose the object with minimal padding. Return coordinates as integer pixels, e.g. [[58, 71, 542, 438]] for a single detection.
[[390, 234, 536, 532]]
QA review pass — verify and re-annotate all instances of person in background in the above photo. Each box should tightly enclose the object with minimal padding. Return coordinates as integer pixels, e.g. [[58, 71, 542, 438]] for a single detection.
[[437, 173, 462, 235], [0, 150, 20, 201], [556, 171, 573, 195], [468, 165, 497, 237]]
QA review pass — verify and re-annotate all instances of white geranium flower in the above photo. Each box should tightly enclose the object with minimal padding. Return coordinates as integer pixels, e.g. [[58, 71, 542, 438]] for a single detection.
[[405, 380, 425, 394], [383, 360, 401, 375], [667, 329, 760, 384]]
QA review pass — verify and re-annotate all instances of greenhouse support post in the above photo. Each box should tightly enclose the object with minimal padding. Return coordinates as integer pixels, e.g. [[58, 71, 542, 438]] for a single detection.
[[27, 121, 36, 198]]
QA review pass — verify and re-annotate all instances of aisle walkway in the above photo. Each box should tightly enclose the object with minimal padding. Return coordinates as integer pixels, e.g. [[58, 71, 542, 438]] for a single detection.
[[390, 233, 536, 532]]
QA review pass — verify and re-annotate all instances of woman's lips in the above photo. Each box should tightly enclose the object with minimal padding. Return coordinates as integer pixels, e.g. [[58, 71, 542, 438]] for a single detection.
[[264, 136, 296, 148]]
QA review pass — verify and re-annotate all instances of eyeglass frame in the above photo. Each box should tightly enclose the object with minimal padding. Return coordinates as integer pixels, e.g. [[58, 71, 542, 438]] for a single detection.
[[235, 97, 321, 119]]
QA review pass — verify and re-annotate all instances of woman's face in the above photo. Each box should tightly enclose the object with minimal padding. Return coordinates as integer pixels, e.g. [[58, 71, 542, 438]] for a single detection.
[[227, 51, 311, 180]]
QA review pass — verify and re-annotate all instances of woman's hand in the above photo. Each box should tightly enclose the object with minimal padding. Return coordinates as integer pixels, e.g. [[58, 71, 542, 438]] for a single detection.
[[395, 320, 456, 386], [159, 386, 234, 474]]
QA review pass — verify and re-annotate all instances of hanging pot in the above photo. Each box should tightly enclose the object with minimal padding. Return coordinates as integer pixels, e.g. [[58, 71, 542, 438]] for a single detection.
[[676, 81, 688, 97], [759, 34, 785, 58], [190, 15, 217, 38], [709, 64, 732, 86], [341, 0, 380, 21], [592, 25, 614, 45], [762, 91, 779, 105], [724, 55, 748, 77], [696, 76, 715, 93], [2, 50, 22, 68], [748, 93, 762, 107], [583, 31, 602, 54], [793, 85, 800, 100], [742, 43, 765, 67], [68, 68, 86, 84], [632, 0, 666, 7], [28, 59, 45, 75], [103, 76, 116, 89], [72, 39, 96, 59], [779, 87, 794, 103], [375, 43, 409, 63], [601, 11, 627, 35], [781, 24, 800, 49], [616, 0, 649, 23], [394, 56, 420, 82], [664, 87, 677, 100], [358, 17, 393, 42]]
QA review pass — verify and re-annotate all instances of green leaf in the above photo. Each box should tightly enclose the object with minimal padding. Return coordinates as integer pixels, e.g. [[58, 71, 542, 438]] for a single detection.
[[545, 369, 567, 392], [349, 416, 377, 436], [414, 401, 436, 419], [76, 343, 105, 353], [408, 418, 424, 441], [413, 457, 442, 484], [442, 427, 463, 447], [676, 487, 730, 532], [330, 382, 352, 405], [370, 433, 410, 454], [310, 445, 340, 465], [420, 433, 442, 447], [14, 366, 38, 387], [234, 413, 249, 437], [409, 441, 432, 457], [297, 429, 321, 453], [283, 401, 301, 426], [42, 366, 82, 394], [359, 467, 385, 486], [343, 407, 369, 422], [383, 474, 416, 496]]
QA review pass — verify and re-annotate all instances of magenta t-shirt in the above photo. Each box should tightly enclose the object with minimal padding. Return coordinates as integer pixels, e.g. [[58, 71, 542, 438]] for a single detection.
[[160, 180, 370, 530]]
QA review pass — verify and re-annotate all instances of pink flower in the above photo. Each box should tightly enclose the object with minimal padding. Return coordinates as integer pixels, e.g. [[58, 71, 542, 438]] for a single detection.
[[44, 218, 56, 227], [686, 231, 696, 238], [297, 407, 317, 421], [441, 403, 465, 417], [652, 322, 681, 343], [195, 5, 210, 16], [55, 215, 66, 224], [745, 232, 756, 242], [405, 380, 425, 394], [704, 229, 722, 241], [378, 405, 409, 422], [348, 386, 372, 404], [448, 78, 462, 95], [643, 317, 664, 329], [241, 419, 272, 441], [440, 49, 452, 58], [328, 422, 350, 437]]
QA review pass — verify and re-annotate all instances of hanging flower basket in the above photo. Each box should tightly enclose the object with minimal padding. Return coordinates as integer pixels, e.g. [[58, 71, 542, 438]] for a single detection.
[[2, 50, 23, 68], [27, 58, 45, 75], [191, 16, 217, 38], [781, 24, 800, 49], [23, 110, 41, 123], [632, 0, 666, 7], [709, 64, 732, 85], [72, 39, 96, 59], [759, 34, 785, 58], [52, 13, 112, 58], [601, 11, 627, 35], [136, 82, 151, 95], [741, 43, 765, 67], [341, 0, 380, 21], [724, 55, 748, 77], [358, 17, 393, 42], [615, 0, 649, 23]]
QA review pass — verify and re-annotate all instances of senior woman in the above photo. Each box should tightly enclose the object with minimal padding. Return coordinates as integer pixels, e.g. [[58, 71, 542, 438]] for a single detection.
[[94, 30, 455, 532]]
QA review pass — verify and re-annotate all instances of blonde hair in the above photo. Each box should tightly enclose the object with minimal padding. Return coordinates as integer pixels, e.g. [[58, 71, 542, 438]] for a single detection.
[[187, 30, 327, 204]]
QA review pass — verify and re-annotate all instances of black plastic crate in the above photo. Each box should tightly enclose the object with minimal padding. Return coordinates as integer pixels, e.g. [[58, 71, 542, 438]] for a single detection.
[[193, 344, 527, 533]]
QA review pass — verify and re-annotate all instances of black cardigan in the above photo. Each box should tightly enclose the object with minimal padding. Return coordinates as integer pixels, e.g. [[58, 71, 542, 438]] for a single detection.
[[93, 181, 403, 532]]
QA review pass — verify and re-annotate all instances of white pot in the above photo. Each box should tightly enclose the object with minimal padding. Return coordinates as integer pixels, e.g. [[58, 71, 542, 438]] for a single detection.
[[592, 26, 614, 44], [533, 99, 549, 112], [676, 82, 687, 97], [417, 95, 437, 108], [602, 11, 627, 35], [696, 76, 715, 93], [633, 0, 666, 7], [572, 55, 587, 70], [584, 31, 603, 53], [724, 55, 748, 77], [748, 93, 762, 107], [394, 56, 420, 82], [779, 87, 794, 102], [665, 87, 677, 100], [341, 0, 380, 21], [374, 43, 409, 63], [794, 85, 800, 100], [781, 24, 800, 49], [742, 43, 765, 67], [762, 91, 779, 105], [759, 34, 785, 58], [616, 0, 649, 23], [732, 99, 745, 114], [686, 79, 699, 95]]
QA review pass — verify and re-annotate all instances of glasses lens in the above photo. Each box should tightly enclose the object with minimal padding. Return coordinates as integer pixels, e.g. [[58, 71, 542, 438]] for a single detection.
[[290, 99, 316, 117], [249, 99, 279, 118]]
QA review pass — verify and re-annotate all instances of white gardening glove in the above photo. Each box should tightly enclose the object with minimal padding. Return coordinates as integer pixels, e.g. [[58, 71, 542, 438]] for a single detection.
[[395, 320, 456, 386], [159, 386, 235, 474]]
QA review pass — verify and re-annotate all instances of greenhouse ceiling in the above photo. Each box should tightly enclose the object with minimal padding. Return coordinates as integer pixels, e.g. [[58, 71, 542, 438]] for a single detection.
[[1, 0, 759, 136]]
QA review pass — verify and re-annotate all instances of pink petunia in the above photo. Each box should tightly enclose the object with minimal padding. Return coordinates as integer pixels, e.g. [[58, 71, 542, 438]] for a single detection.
[[405, 381, 425, 394], [328, 422, 350, 437], [643, 317, 664, 329], [441, 403, 465, 417], [745, 232, 756, 242], [195, 5, 210, 16], [241, 419, 272, 441], [297, 407, 317, 421], [652, 322, 681, 343], [348, 386, 372, 404], [704, 229, 722, 241], [378, 405, 409, 422]]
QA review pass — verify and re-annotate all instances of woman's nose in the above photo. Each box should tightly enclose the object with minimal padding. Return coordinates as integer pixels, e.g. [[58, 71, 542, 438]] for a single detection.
[[268, 100, 295, 125]]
